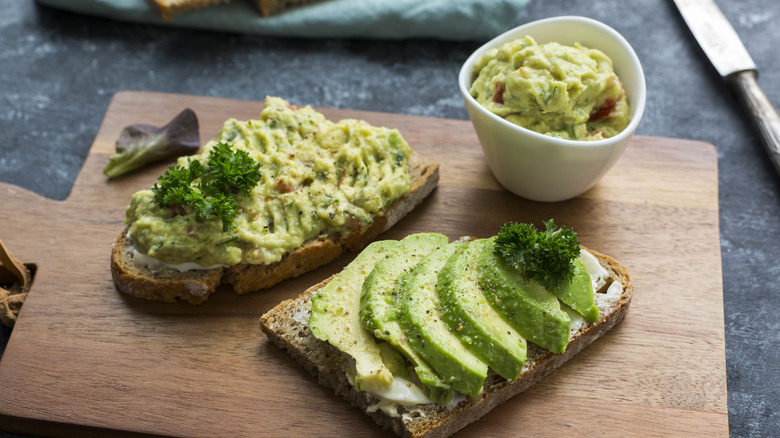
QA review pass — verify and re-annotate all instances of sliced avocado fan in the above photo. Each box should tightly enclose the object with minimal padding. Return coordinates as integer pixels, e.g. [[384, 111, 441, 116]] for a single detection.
[[477, 237, 571, 354], [437, 239, 527, 381], [550, 257, 599, 323], [309, 240, 399, 392], [397, 243, 489, 398], [311, 230, 599, 402], [360, 233, 454, 404]]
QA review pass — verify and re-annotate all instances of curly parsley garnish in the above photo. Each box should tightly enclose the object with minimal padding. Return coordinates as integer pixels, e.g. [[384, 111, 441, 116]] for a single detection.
[[494, 219, 581, 289], [151, 142, 263, 232]]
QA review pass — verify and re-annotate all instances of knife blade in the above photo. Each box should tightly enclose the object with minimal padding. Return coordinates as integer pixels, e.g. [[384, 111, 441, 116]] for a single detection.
[[673, 0, 780, 179]]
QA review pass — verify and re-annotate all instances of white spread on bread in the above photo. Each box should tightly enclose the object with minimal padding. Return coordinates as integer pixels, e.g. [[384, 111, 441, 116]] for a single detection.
[[579, 249, 609, 293], [565, 306, 586, 335], [292, 303, 310, 327], [126, 235, 227, 272], [364, 377, 467, 417], [600, 280, 624, 304], [366, 377, 432, 411]]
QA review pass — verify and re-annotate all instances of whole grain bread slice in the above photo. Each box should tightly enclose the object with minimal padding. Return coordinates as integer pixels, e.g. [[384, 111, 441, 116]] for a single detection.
[[111, 151, 439, 304], [259, 247, 633, 438]]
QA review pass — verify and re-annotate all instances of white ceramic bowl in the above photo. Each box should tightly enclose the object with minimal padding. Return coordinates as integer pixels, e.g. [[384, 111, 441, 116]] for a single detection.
[[458, 16, 646, 202]]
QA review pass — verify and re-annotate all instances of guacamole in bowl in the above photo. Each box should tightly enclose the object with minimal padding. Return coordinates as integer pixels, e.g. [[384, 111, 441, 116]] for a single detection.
[[458, 16, 646, 202], [469, 36, 630, 141]]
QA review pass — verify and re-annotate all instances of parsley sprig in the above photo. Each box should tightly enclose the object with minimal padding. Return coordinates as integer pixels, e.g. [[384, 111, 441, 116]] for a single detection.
[[152, 142, 263, 232], [494, 219, 581, 289]]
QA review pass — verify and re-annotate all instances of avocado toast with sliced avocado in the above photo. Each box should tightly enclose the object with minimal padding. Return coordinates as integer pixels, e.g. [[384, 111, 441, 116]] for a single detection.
[[260, 221, 633, 438]]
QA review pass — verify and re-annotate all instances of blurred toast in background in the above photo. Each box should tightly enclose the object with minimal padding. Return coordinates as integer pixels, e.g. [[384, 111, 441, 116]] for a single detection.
[[149, 0, 325, 20]]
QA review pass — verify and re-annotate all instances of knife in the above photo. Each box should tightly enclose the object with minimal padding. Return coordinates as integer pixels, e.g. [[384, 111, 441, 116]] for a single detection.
[[673, 0, 780, 179]]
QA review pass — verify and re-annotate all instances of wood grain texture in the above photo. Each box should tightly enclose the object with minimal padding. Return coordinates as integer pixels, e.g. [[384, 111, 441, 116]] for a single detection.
[[0, 91, 727, 437]]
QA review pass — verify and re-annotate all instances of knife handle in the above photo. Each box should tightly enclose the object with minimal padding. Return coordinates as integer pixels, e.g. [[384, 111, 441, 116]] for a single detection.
[[728, 70, 780, 178]]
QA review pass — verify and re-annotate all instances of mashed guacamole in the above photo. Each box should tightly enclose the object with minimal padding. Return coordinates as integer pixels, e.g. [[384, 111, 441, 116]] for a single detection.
[[125, 97, 412, 267], [470, 36, 630, 141]]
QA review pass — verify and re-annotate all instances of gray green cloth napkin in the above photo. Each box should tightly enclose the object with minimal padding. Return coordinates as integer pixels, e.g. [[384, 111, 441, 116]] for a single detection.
[[35, 0, 529, 41]]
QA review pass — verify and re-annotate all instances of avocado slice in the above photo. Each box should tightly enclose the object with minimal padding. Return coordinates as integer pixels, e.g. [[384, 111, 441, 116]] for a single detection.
[[397, 243, 489, 398], [437, 240, 527, 381], [550, 257, 599, 323], [377, 341, 410, 379], [309, 240, 399, 392], [477, 237, 571, 353], [360, 233, 453, 403]]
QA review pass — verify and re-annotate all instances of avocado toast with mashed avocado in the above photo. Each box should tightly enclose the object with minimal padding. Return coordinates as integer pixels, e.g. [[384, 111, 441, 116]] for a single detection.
[[111, 97, 439, 304], [260, 221, 633, 438]]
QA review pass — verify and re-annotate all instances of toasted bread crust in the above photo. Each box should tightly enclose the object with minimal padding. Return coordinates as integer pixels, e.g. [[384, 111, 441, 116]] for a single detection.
[[149, 0, 323, 20], [111, 232, 224, 304], [111, 152, 439, 304], [259, 248, 633, 438]]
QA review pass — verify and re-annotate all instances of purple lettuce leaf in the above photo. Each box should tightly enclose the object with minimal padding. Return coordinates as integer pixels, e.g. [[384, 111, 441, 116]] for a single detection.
[[103, 108, 200, 178]]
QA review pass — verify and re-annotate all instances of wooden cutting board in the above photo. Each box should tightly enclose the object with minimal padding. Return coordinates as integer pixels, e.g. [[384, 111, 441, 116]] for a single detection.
[[0, 91, 727, 437]]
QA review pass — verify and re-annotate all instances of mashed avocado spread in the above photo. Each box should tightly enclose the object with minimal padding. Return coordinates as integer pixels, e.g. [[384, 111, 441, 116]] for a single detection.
[[470, 36, 630, 141], [125, 97, 412, 268]]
